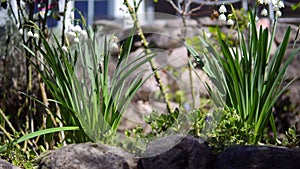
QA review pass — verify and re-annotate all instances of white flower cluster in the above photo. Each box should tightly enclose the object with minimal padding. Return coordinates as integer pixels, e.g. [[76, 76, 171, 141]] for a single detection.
[[66, 24, 88, 43], [19, 28, 39, 39], [218, 4, 234, 26], [259, 0, 285, 17]]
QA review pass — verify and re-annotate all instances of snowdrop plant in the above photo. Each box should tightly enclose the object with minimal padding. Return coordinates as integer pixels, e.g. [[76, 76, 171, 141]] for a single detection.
[[188, 2, 300, 144], [24, 19, 156, 143]]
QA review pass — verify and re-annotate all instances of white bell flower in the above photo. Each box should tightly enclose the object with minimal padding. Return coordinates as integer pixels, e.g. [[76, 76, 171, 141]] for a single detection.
[[261, 8, 268, 16], [27, 31, 34, 37], [219, 4, 227, 13], [278, 1, 284, 8], [73, 25, 82, 33], [66, 31, 76, 38], [62, 46, 68, 52], [227, 19, 234, 25], [33, 33, 39, 39], [80, 30, 88, 39], [264, 0, 271, 4], [19, 28, 24, 35], [276, 10, 282, 17], [218, 14, 227, 21], [74, 37, 80, 43]]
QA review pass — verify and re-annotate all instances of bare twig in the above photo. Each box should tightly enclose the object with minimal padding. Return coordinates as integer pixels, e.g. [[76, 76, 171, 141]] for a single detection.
[[166, 0, 182, 14], [188, 4, 204, 15]]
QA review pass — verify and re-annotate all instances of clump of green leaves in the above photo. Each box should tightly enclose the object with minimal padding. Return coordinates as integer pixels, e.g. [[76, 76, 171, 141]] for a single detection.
[[125, 107, 214, 143], [24, 19, 156, 143], [206, 108, 251, 152], [279, 127, 300, 147], [188, 8, 300, 144], [126, 109, 182, 138]]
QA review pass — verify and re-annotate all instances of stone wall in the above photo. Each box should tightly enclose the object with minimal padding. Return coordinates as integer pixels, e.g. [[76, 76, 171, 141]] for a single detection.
[[19, 135, 300, 169]]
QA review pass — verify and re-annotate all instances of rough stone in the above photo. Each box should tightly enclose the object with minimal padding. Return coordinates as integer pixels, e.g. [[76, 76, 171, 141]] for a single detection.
[[148, 33, 182, 49], [214, 145, 300, 169], [141, 21, 166, 34], [180, 68, 212, 97], [198, 17, 227, 26], [271, 26, 300, 135], [137, 134, 211, 169], [167, 46, 188, 68], [0, 159, 21, 169], [37, 143, 137, 169], [275, 23, 300, 44], [285, 45, 300, 79], [94, 19, 123, 32], [166, 19, 198, 28]]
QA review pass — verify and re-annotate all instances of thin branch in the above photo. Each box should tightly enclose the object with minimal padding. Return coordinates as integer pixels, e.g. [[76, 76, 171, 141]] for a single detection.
[[188, 4, 204, 16], [185, 0, 192, 15], [166, 0, 182, 14]]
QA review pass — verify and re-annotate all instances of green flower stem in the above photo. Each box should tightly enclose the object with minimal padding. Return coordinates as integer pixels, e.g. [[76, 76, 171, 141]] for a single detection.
[[124, 0, 172, 114]]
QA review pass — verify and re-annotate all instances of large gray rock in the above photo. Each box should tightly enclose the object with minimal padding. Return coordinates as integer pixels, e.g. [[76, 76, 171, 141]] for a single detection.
[[166, 19, 198, 28], [275, 23, 300, 44], [167, 46, 189, 68], [276, 43, 300, 131], [214, 145, 300, 169], [198, 17, 227, 27], [0, 159, 21, 169], [37, 143, 136, 169], [137, 134, 212, 169], [148, 33, 182, 49]]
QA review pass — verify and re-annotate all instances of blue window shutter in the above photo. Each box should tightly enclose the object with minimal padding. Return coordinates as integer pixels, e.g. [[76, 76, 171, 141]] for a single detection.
[[74, 0, 108, 25], [74, 1, 88, 25], [94, 1, 108, 20]]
